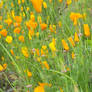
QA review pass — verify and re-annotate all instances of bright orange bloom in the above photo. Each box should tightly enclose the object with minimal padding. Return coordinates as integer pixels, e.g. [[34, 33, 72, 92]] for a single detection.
[[62, 39, 69, 51], [27, 69, 32, 77], [49, 25, 56, 33], [11, 2, 14, 7], [4, 18, 12, 26], [59, 0, 63, 3], [74, 32, 79, 42], [3, 63, 7, 70], [0, 25, 3, 29], [19, 35, 24, 42], [68, 37, 75, 47], [22, 0, 25, 3], [36, 49, 40, 56], [0, 63, 7, 71], [70, 12, 83, 26], [42, 61, 50, 70], [34, 86, 44, 92], [14, 16, 22, 23], [0, 29, 7, 37], [41, 49, 45, 56], [38, 82, 52, 87], [31, 0, 43, 13], [40, 23, 47, 31], [72, 52, 75, 59], [84, 24, 90, 37], [10, 49, 14, 56], [14, 27, 21, 34]]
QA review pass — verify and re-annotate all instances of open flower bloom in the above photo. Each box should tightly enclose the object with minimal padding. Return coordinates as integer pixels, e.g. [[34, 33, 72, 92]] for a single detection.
[[34, 86, 44, 92], [14, 16, 22, 23], [74, 32, 79, 42], [68, 37, 75, 47], [0, 29, 7, 37], [70, 12, 83, 26], [31, 0, 43, 13], [14, 27, 21, 34], [0, 63, 7, 71], [40, 23, 47, 31], [19, 35, 24, 42], [62, 39, 69, 51], [6, 36, 13, 43], [4, 18, 12, 26], [84, 24, 90, 37]]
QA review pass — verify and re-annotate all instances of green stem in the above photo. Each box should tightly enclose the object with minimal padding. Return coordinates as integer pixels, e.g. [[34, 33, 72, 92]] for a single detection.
[[0, 42, 21, 73]]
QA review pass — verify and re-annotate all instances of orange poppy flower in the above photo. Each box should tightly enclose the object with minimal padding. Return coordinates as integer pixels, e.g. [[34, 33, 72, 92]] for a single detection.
[[14, 27, 21, 34], [0, 29, 7, 37], [84, 24, 90, 37], [42, 61, 50, 70], [19, 35, 24, 42], [74, 32, 79, 42], [68, 37, 75, 47], [34, 86, 44, 92], [4, 18, 12, 26], [40, 23, 47, 31], [14, 16, 22, 23], [10, 49, 15, 56], [0, 25, 3, 29], [62, 39, 69, 51], [31, 0, 43, 13]]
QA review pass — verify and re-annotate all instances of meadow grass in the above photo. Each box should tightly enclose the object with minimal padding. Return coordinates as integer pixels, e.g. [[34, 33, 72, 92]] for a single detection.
[[0, 0, 92, 92]]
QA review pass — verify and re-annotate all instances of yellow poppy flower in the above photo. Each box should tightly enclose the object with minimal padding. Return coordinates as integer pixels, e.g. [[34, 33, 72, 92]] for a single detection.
[[43, 2, 47, 9], [6, 36, 13, 43], [21, 47, 29, 58]]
